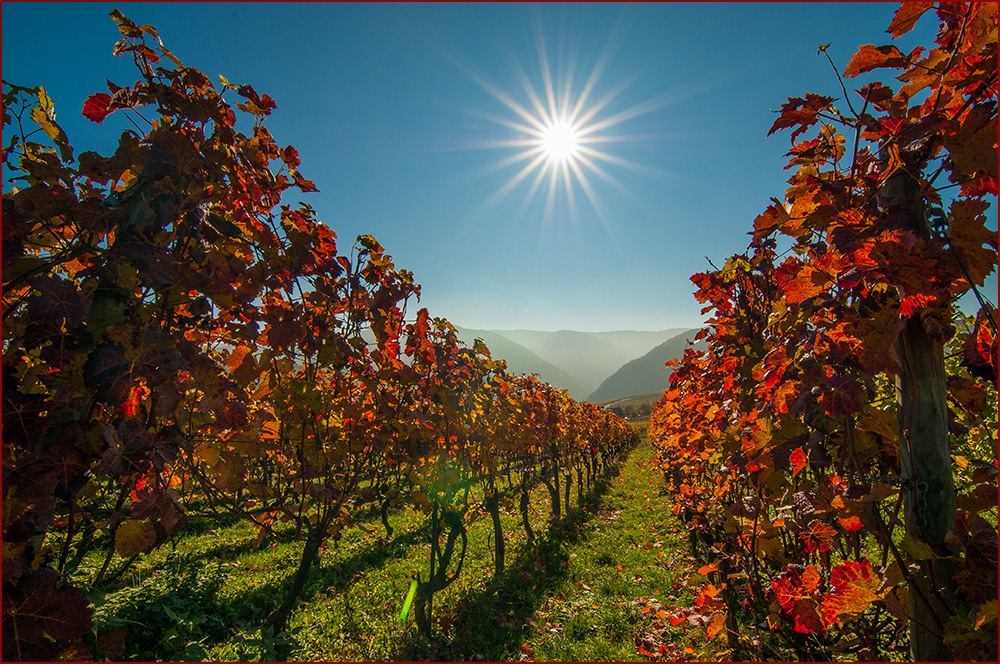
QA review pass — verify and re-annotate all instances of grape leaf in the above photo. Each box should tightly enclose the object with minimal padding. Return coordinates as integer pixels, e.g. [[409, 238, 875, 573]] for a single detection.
[[820, 559, 883, 626], [115, 519, 157, 558], [768, 94, 836, 142], [82, 92, 113, 123], [799, 519, 837, 553], [790, 599, 825, 634], [790, 447, 808, 477], [1, 569, 93, 661], [886, 2, 933, 37], [844, 44, 909, 78], [706, 612, 727, 640]]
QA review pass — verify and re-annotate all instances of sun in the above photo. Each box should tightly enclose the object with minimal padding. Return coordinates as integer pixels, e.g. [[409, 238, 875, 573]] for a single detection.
[[540, 119, 580, 163], [460, 17, 670, 229]]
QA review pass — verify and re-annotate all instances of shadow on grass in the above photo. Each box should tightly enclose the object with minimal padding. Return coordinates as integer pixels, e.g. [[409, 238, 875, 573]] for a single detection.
[[214, 517, 431, 631], [395, 454, 630, 661]]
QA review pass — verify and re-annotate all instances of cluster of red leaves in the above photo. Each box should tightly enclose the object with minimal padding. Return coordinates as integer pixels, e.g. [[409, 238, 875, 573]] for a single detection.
[[649, 3, 996, 660], [3, 10, 638, 660]]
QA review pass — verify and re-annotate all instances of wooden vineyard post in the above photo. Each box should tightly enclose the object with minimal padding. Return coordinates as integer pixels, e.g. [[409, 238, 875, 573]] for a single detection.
[[881, 143, 957, 661]]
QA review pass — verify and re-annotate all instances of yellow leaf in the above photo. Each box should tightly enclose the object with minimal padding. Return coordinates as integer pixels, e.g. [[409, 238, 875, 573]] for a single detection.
[[900, 535, 936, 560]]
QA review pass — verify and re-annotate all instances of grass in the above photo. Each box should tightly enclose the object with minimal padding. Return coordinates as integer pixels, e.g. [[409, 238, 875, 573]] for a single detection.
[[82, 437, 719, 661]]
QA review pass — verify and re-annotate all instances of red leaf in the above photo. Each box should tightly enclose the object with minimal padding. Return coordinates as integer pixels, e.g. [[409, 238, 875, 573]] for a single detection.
[[790, 447, 808, 477], [790, 599, 825, 634], [280, 145, 301, 168], [900, 292, 936, 317], [772, 574, 805, 611], [291, 169, 319, 193], [768, 94, 836, 142], [82, 93, 113, 123]]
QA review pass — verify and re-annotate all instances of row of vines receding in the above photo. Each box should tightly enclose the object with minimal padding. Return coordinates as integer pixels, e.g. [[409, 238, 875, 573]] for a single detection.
[[1, 11, 638, 661], [650, 3, 997, 661]]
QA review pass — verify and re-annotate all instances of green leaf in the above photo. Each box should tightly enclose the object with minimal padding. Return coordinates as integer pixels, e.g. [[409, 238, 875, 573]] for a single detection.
[[29, 88, 73, 162], [207, 212, 244, 239], [2, 255, 48, 287], [899, 535, 936, 560]]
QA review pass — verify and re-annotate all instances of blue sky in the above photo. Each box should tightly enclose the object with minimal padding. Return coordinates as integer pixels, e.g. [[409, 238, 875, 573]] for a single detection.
[[4, 2, 989, 332]]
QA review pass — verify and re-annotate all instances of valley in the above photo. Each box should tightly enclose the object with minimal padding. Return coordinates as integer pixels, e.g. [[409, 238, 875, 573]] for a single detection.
[[455, 326, 700, 403]]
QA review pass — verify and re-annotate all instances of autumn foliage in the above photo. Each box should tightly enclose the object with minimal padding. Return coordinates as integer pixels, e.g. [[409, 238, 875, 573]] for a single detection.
[[1, 11, 636, 660], [650, 3, 996, 661]]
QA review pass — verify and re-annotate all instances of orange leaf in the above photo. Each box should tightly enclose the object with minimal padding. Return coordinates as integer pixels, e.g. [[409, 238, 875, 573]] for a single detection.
[[838, 515, 863, 532], [698, 561, 720, 575], [768, 93, 836, 142], [820, 559, 883, 626], [886, 2, 933, 38], [844, 43, 909, 78], [802, 565, 821, 594], [706, 612, 727, 641], [800, 519, 837, 553], [225, 344, 253, 372]]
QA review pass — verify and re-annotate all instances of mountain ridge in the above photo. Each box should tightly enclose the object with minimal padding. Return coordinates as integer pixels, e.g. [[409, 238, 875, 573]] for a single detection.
[[587, 329, 704, 402], [453, 325, 693, 400]]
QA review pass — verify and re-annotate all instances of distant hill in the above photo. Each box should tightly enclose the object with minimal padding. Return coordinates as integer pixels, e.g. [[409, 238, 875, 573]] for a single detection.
[[453, 326, 593, 398], [587, 329, 703, 402], [453, 327, 689, 400], [497, 328, 687, 395]]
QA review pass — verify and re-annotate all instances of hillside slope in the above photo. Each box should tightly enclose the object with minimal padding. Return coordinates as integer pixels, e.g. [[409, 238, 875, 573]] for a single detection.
[[587, 329, 703, 402], [453, 326, 593, 398], [497, 328, 686, 394]]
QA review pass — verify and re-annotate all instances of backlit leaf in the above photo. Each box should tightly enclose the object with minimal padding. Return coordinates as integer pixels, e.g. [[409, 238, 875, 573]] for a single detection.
[[790, 447, 807, 477], [820, 559, 883, 626], [82, 92, 113, 123], [900, 535, 936, 560], [844, 44, 909, 78], [706, 612, 727, 640], [799, 519, 837, 553], [886, 2, 933, 37], [29, 89, 73, 162]]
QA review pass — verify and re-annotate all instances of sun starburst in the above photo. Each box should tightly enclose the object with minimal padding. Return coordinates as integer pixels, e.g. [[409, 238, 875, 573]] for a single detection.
[[460, 15, 672, 232]]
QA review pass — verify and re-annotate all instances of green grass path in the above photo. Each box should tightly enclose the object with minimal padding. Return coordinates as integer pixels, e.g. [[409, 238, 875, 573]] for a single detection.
[[90, 440, 717, 661]]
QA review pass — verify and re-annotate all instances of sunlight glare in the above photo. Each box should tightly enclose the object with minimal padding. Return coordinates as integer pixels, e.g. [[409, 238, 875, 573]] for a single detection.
[[541, 120, 580, 162]]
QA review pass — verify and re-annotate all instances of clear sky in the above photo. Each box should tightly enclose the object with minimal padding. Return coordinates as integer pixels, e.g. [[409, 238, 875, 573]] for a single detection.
[[3, 2, 990, 332]]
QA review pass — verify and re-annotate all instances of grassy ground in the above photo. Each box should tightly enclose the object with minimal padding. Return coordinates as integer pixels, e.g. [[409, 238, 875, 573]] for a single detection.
[[81, 437, 720, 661]]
